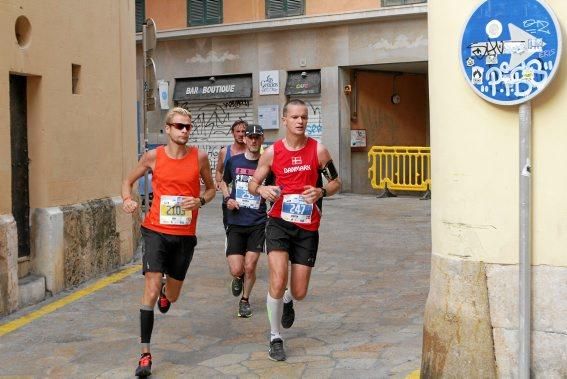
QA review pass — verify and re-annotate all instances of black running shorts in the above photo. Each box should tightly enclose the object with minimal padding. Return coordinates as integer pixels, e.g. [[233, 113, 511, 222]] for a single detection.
[[265, 217, 319, 267], [141, 226, 197, 281], [225, 223, 266, 256]]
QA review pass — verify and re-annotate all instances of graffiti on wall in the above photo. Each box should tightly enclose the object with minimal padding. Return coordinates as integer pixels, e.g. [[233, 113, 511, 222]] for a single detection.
[[304, 100, 323, 141], [177, 100, 252, 174]]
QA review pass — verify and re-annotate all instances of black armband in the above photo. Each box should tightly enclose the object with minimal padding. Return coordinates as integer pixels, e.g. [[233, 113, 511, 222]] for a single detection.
[[320, 160, 338, 181]]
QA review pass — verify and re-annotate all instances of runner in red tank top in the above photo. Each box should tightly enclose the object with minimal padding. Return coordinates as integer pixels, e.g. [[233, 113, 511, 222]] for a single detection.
[[249, 99, 342, 361], [121, 107, 215, 377]]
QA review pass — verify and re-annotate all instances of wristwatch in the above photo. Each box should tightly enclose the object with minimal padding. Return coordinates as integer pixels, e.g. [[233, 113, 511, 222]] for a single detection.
[[223, 196, 230, 204], [320, 187, 327, 198], [199, 196, 206, 207]]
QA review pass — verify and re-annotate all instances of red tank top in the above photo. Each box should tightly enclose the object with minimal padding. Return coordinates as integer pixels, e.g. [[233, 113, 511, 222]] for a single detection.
[[269, 137, 321, 231], [142, 146, 200, 236]]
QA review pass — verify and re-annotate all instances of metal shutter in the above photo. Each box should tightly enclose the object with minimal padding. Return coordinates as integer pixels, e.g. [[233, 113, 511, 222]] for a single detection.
[[188, 0, 206, 26], [181, 100, 255, 174], [266, 0, 285, 18], [286, 0, 304, 16], [135, 0, 145, 32], [205, 0, 223, 24], [188, 0, 222, 26]]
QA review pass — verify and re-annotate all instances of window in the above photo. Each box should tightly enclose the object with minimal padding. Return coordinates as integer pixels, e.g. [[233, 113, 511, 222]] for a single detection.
[[381, 0, 426, 6], [265, 0, 304, 19], [188, 0, 223, 26], [135, 0, 145, 33], [71, 64, 81, 94]]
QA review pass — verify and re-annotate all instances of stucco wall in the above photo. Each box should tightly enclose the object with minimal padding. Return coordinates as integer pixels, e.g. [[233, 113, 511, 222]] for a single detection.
[[139, 17, 427, 191], [429, 0, 567, 266], [0, 0, 138, 312], [0, 0, 138, 211]]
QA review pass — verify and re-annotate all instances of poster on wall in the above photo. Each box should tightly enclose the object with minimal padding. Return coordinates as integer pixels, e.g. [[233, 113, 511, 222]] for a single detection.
[[258, 104, 280, 130], [259, 70, 280, 95], [158, 80, 169, 110], [350, 129, 367, 148]]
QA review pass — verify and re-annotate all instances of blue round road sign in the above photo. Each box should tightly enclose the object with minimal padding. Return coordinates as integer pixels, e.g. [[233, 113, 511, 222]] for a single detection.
[[460, 0, 562, 105]]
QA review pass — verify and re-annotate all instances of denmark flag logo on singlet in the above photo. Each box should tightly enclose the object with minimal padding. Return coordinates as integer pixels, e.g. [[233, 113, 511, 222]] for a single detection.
[[291, 156, 302, 165]]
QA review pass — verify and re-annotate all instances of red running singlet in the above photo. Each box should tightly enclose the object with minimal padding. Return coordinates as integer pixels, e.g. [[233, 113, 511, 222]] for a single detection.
[[269, 137, 321, 231], [142, 146, 201, 236]]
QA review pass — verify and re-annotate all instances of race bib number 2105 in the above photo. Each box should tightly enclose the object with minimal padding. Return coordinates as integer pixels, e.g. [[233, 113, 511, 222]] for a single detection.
[[159, 195, 192, 225]]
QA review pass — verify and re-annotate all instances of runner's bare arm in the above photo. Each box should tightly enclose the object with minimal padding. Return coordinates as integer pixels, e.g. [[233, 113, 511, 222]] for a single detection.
[[302, 143, 341, 203], [248, 145, 280, 202], [121, 150, 157, 214], [214, 147, 226, 190]]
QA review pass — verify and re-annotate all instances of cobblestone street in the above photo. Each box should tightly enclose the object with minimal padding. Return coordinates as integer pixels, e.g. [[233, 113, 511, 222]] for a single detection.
[[0, 194, 430, 378]]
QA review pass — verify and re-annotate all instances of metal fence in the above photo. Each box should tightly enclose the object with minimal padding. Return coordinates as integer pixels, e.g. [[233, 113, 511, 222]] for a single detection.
[[368, 146, 431, 192]]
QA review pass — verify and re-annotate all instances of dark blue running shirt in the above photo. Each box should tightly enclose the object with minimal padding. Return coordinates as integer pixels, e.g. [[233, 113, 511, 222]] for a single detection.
[[223, 154, 267, 226]]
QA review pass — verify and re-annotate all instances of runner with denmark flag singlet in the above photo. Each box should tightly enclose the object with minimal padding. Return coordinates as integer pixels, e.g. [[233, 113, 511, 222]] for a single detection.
[[248, 99, 342, 361], [122, 107, 216, 377]]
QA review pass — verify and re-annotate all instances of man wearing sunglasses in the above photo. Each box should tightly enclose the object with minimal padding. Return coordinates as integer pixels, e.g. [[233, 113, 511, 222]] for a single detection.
[[220, 124, 270, 318], [215, 120, 248, 295], [121, 107, 215, 377]]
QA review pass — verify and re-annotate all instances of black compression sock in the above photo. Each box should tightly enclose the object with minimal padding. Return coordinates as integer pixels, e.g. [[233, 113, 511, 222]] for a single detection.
[[140, 308, 154, 344]]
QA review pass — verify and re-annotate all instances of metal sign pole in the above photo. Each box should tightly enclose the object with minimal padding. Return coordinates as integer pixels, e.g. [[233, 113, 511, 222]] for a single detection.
[[519, 101, 532, 379]]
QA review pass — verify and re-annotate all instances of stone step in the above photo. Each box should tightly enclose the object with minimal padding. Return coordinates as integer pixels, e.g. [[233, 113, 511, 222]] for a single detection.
[[18, 274, 46, 308]]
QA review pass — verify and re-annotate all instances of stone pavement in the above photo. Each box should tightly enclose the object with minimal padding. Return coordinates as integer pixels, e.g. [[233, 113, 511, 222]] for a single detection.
[[0, 194, 431, 378]]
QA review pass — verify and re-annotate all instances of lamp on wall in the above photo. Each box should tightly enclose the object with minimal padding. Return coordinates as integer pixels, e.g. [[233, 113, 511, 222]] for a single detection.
[[391, 73, 402, 105], [300, 71, 307, 78], [209, 76, 216, 82]]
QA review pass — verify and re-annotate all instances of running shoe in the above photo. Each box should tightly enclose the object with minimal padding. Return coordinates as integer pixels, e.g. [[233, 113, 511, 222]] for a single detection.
[[157, 283, 171, 314], [281, 300, 295, 329], [268, 338, 286, 361], [135, 352, 152, 377], [231, 276, 243, 297], [238, 298, 252, 318]]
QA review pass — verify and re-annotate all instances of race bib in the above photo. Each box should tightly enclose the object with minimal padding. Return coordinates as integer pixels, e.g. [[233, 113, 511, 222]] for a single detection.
[[235, 181, 261, 209], [281, 194, 313, 224], [159, 195, 192, 225]]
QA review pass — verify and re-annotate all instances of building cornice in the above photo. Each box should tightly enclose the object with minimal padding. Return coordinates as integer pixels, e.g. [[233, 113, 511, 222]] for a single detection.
[[136, 4, 427, 42]]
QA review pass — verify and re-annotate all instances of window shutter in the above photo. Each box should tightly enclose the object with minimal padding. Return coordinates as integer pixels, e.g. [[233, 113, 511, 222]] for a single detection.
[[135, 0, 145, 32], [205, 0, 223, 24], [189, 0, 206, 26], [266, 0, 285, 19], [285, 0, 303, 16]]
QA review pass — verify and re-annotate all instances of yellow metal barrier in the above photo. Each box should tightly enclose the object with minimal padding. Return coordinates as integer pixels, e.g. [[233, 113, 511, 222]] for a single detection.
[[368, 146, 431, 192]]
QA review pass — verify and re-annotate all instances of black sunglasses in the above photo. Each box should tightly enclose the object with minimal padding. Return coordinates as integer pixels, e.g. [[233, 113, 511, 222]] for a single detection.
[[167, 122, 192, 131]]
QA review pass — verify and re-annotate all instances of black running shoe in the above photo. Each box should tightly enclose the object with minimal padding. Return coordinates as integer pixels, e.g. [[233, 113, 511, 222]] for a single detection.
[[238, 299, 252, 318], [135, 352, 152, 377], [268, 338, 286, 361], [157, 284, 171, 314], [231, 276, 243, 297], [281, 300, 295, 329]]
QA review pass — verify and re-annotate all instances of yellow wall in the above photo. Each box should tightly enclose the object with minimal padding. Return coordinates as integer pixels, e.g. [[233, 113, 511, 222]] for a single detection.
[[224, 0, 265, 23], [146, 0, 386, 28], [429, 0, 567, 266], [306, 0, 379, 15], [146, 0, 187, 30], [0, 0, 137, 212]]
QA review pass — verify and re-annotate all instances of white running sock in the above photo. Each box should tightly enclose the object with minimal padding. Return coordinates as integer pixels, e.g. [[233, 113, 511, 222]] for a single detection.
[[267, 293, 283, 341], [283, 289, 295, 304]]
